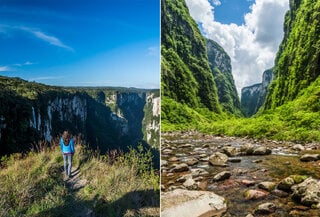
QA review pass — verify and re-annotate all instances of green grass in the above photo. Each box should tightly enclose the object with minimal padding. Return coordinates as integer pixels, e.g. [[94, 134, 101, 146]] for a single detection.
[[0, 143, 159, 217], [162, 77, 320, 143]]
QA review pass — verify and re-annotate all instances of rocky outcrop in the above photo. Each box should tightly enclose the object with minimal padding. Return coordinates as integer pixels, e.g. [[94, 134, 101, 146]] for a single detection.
[[241, 69, 273, 116], [161, 189, 226, 217], [292, 177, 320, 207]]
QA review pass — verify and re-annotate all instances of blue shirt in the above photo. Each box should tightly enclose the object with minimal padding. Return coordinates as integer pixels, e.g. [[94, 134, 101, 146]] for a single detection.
[[60, 137, 75, 154]]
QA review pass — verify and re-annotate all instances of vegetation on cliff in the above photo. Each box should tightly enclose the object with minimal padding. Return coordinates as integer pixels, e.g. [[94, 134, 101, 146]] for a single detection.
[[265, 0, 320, 109], [162, 0, 320, 143], [161, 0, 221, 113]]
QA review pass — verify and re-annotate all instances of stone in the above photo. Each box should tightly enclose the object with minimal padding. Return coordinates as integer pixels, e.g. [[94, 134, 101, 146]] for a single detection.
[[300, 154, 320, 162], [170, 163, 189, 173], [161, 185, 165, 191], [228, 158, 241, 163], [292, 144, 305, 151], [212, 171, 231, 182], [244, 189, 269, 200], [252, 146, 272, 155], [180, 143, 193, 148], [222, 146, 239, 157], [161, 189, 227, 217], [258, 181, 276, 192], [240, 143, 255, 155], [186, 157, 199, 166], [208, 152, 229, 166], [252, 159, 263, 163], [161, 160, 168, 167], [292, 205, 309, 211], [190, 168, 209, 177], [245, 214, 254, 217], [163, 149, 173, 154], [292, 177, 320, 207], [241, 179, 256, 186], [272, 189, 289, 198], [168, 156, 179, 162], [254, 202, 276, 214], [183, 177, 197, 190], [278, 177, 295, 191]]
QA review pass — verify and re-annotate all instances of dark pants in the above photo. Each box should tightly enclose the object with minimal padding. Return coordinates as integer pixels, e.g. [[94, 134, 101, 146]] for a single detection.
[[63, 154, 73, 176]]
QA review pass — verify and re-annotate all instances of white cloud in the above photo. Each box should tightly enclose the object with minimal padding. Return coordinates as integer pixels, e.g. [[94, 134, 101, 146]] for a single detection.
[[212, 0, 221, 6], [19, 27, 74, 51], [13, 61, 35, 67], [0, 66, 11, 72], [185, 0, 289, 94]]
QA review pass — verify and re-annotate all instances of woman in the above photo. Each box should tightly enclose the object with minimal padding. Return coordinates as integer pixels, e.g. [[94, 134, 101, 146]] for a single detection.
[[60, 130, 75, 178]]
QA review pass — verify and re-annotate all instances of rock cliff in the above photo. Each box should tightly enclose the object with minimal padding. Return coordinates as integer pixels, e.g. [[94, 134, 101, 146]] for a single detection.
[[206, 39, 242, 116], [0, 76, 159, 155], [241, 69, 273, 116]]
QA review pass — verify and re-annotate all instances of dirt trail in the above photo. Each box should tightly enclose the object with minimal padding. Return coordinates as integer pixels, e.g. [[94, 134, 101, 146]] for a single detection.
[[63, 168, 94, 217]]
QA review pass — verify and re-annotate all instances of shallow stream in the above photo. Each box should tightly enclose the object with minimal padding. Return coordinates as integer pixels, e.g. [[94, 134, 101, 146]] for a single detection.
[[161, 132, 320, 216]]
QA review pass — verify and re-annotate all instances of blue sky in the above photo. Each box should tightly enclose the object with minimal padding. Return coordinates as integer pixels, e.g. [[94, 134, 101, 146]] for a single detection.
[[213, 0, 253, 25], [0, 0, 160, 88]]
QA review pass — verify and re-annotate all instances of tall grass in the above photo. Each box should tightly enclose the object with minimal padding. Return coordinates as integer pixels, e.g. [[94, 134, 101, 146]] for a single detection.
[[0, 140, 159, 217]]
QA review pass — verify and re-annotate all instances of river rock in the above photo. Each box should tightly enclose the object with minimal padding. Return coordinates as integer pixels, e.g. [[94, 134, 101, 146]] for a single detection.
[[186, 157, 199, 166], [212, 171, 231, 181], [252, 146, 272, 155], [209, 152, 228, 166], [241, 179, 256, 186], [272, 189, 289, 198], [244, 189, 269, 200], [180, 143, 193, 148], [183, 177, 197, 190], [171, 163, 189, 173], [163, 149, 173, 154], [161, 160, 168, 167], [278, 177, 295, 191], [300, 154, 320, 162], [254, 202, 276, 214], [168, 156, 179, 162], [258, 181, 276, 192], [190, 168, 209, 177], [222, 146, 239, 157], [161, 189, 227, 217], [292, 144, 305, 151], [292, 177, 320, 207], [240, 143, 255, 155]]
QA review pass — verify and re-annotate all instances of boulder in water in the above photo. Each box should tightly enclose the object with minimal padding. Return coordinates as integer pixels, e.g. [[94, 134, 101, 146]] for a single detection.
[[209, 152, 228, 166], [161, 189, 227, 217]]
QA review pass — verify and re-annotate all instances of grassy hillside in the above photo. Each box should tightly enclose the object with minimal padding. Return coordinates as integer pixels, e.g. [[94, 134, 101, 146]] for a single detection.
[[0, 140, 159, 216], [163, 76, 320, 142]]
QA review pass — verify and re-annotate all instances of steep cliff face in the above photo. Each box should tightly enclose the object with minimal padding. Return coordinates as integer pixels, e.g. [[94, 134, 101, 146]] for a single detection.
[[206, 39, 242, 116], [161, 0, 221, 113], [265, 0, 320, 109], [0, 76, 160, 155], [241, 69, 273, 116]]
